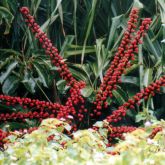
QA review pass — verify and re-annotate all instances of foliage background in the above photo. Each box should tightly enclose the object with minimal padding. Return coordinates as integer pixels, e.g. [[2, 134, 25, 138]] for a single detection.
[[0, 0, 164, 130]]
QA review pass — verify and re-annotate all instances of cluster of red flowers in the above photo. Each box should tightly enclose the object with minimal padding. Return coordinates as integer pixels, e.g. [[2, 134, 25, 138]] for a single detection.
[[93, 8, 152, 116], [108, 126, 136, 142], [20, 7, 75, 85], [0, 111, 54, 122], [0, 94, 66, 116], [64, 81, 86, 121], [149, 126, 163, 139], [20, 7, 86, 120], [106, 76, 165, 123], [92, 124, 136, 143], [0, 95, 65, 110], [94, 8, 139, 112], [47, 134, 55, 142]]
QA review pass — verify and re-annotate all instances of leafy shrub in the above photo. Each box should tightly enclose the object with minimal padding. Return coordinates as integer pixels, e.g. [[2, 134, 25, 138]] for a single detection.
[[0, 118, 164, 165], [0, 1, 164, 146]]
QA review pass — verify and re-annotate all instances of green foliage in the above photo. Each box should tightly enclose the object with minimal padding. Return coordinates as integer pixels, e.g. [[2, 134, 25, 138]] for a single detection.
[[0, 49, 53, 96], [0, 6, 13, 34], [0, 118, 165, 165]]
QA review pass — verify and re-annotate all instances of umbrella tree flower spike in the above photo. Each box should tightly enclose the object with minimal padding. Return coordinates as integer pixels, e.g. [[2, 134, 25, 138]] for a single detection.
[[20, 7, 86, 120], [93, 12, 152, 116], [106, 76, 165, 123]]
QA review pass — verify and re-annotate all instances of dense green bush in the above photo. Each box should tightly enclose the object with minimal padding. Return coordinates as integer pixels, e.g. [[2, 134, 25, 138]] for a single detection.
[[0, 118, 164, 165]]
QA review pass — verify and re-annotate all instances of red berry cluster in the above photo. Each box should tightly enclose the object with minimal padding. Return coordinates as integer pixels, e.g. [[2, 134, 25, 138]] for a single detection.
[[64, 81, 86, 121], [0, 111, 54, 122], [20, 7, 75, 85], [94, 10, 152, 116], [0, 94, 66, 112], [0, 93, 86, 126], [47, 134, 55, 142], [92, 124, 136, 144], [108, 126, 136, 142], [20, 7, 86, 118], [106, 76, 165, 123], [148, 127, 163, 139], [0, 94, 71, 121], [94, 8, 139, 113]]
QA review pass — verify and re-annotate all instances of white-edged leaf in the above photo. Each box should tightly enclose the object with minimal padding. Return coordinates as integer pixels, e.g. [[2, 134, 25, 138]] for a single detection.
[[22, 71, 36, 93], [33, 62, 48, 87], [2, 75, 19, 95], [81, 86, 94, 97], [0, 61, 17, 84]]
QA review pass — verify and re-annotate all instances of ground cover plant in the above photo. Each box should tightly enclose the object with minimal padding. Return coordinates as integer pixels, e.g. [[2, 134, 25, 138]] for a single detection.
[[0, 118, 165, 164], [0, 0, 165, 164]]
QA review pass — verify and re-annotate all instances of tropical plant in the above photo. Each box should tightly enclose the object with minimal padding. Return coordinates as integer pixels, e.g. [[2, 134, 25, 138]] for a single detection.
[[0, 0, 164, 151]]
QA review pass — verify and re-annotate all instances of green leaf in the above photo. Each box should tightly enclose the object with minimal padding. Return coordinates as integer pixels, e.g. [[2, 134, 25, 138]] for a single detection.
[[143, 68, 153, 87], [112, 87, 128, 105], [64, 47, 95, 58], [2, 75, 19, 95], [81, 0, 97, 64], [162, 25, 165, 65], [33, 62, 48, 87], [57, 0, 64, 35], [0, 6, 14, 34], [0, 56, 14, 70], [107, 14, 124, 50], [69, 67, 88, 82], [32, 0, 42, 15], [95, 39, 109, 81], [0, 49, 20, 58], [144, 31, 161, 60], [0, 61, 18, 84], [73, 0, 78, 43], [138, 44, 144, 90], [81, 86, 94, 97], [56, 80, 69, 94], [135, 112, 147, 123], [40, 14, 59, 32], [60, 35, 75, 57], [133, 0, 143, 9], [22, 71, 36, 93], [125, 64, 139, 75], [157, 0, 165, 23], [121, 76, 140, 86]]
